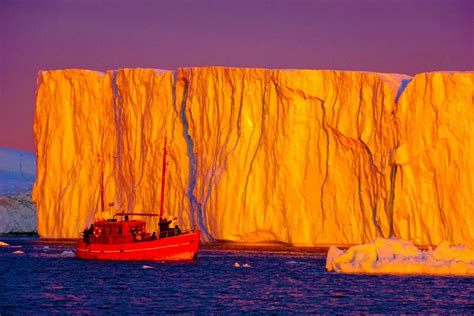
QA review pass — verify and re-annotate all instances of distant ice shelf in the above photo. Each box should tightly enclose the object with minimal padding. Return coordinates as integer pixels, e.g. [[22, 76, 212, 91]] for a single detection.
[[0, 147, 37, 235]]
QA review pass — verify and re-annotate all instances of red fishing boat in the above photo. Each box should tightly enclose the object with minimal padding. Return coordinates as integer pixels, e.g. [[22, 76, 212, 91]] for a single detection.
[[75, 139, 200, 261]]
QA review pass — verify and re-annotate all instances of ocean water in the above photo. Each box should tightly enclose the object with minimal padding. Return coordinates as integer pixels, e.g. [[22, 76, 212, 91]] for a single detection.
[[1, 237, 473, 314]]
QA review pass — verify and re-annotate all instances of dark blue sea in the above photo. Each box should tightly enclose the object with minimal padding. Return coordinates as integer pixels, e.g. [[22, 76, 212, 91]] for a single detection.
[[1, 237, 473, 314]]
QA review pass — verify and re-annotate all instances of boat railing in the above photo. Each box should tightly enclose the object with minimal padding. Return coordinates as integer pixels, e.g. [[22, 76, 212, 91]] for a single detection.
[[78, 227, 196, 243], [159, 230, 178, 239]]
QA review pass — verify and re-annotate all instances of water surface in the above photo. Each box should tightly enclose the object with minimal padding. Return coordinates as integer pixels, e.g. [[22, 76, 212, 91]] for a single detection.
[[1, 237, 473, 313]]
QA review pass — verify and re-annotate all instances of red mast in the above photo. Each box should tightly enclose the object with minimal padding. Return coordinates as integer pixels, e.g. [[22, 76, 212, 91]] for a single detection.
[[99, 154, 105, 213], [159, 137, 167, 218]]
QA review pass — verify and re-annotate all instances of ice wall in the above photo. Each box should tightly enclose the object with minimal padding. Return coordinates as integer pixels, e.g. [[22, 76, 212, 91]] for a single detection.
[[0, 194, 36, 235], [33, 68, 474, 247], [33, 69, 188, 238], [392, 72, 474, 246]]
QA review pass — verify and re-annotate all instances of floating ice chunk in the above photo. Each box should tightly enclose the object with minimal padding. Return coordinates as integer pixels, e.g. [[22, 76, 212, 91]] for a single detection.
[[286, 260, 300, 265], [326, 238, 474, 276], [0, 241, 9, 247], [142, 265, 154, 269], [12, 250, 24, 254], [430, 241, 474, 262], [234, 262, 251, 268], [60, 250, 75, 256], [326, 245, 345, 271]]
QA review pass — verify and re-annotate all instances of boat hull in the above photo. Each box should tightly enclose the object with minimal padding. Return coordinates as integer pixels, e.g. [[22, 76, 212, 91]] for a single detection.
[[76, 230, 200, 261]]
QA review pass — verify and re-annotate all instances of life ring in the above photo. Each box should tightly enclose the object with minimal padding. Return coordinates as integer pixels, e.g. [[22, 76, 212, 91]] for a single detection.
[[94, 227, 102, 237]]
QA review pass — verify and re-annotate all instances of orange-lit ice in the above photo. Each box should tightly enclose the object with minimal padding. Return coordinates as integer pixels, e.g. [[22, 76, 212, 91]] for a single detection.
[[326, 238, 474, 275], [33, 68, 474, 247]]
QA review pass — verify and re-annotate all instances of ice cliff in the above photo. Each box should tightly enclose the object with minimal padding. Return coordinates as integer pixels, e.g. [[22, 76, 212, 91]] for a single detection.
[[0, 147, 37, 235], [33, 68, 474, 246]]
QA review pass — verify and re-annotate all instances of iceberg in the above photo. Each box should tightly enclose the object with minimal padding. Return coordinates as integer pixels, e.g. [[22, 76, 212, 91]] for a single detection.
[[33, 68, 474, 248], [326, 238, 474, 275]]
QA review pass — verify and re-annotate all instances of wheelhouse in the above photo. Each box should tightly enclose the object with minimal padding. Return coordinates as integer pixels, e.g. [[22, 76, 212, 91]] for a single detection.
[[90, 219, 148, 244]]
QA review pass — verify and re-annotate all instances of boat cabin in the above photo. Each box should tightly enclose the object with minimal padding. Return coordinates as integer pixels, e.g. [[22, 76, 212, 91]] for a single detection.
[[86, 219, 151, 244], [83, 213, 181, 244]]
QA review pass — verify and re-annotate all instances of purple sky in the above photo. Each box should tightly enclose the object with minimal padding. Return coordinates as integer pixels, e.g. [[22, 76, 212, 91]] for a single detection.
[[1, 0, 472, 152]]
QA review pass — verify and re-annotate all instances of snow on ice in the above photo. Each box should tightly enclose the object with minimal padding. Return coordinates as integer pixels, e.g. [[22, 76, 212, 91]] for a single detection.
[[326, 238, 474, 276]]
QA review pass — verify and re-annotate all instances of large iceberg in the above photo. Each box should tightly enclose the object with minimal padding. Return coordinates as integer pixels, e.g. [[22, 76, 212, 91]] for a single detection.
[[33, 68, 474, 247], [0, 147, 37, 235], [326, 238, 474, 275]]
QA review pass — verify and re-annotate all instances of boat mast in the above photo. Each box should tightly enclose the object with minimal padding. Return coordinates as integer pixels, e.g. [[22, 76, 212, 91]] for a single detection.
[[159, 137, 167, 218], [100, 154, 105, 213]]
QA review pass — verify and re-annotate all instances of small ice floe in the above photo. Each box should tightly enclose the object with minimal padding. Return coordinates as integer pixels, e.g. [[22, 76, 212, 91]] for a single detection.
[[234, 262, 251, 268], [0, 241, 10, 247], [60, 250, 75, 256], [326, 238, 474, 276], [12, 250, 25, 254], [286, 260, 299, 265], [43, 246, 50, 250], [10, 245, 22, 248], [142, 265, 154, 269]]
